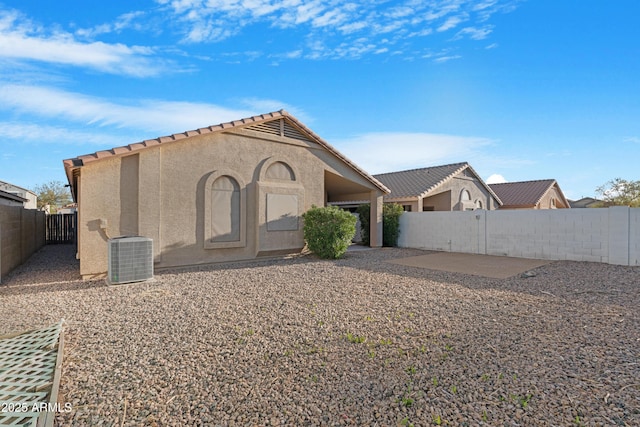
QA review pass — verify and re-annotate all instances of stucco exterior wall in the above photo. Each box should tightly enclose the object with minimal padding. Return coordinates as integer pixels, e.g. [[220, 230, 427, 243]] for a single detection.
[[76, 129, 381, 277], [538, 186, 569, 209], [422, 191, 451, 211]]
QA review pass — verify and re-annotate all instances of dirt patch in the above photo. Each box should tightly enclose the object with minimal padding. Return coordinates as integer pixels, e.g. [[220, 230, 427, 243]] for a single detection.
[[389, 251, 552, 278]]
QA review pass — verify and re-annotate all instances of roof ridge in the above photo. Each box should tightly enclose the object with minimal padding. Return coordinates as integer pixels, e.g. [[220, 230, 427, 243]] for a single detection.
[[373, 161, 469, 177], [489, 178, 556, 186]]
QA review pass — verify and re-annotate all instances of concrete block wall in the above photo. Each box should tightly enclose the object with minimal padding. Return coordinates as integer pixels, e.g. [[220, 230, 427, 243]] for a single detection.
[[0, 205, 46, 283], [398, 207, 639, 266], [630, 208, 640, 266]]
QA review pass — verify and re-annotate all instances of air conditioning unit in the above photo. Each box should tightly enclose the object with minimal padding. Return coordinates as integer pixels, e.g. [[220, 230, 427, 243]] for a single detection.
[[108, 236, 153, 284]]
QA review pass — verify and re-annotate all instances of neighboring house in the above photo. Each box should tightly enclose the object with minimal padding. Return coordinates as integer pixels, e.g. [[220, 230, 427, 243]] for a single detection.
[[489, 179, 570, 209], [57, 203, 78, 215], [0, 189, 27, 207], [569, 197, 604, 208], [0, 180, 37, 209], [331, 162, 502, 212], [63, 110, 389, 278]]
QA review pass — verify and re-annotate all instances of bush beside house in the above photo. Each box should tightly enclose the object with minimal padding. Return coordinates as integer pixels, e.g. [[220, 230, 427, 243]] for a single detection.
[[302, 205, 357, 259]]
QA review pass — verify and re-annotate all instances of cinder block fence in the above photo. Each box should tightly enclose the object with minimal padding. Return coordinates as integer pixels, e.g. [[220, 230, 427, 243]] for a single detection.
[[0, 205, 46, 283], [398, 206, 639, 266]]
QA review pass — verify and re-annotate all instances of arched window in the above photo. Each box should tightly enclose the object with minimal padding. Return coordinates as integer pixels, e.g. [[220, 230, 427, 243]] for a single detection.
[[475, 200, 483, 209], [460, 189, 471, 202], [265, 161, 295, 181], [211, 176, 240, 242]]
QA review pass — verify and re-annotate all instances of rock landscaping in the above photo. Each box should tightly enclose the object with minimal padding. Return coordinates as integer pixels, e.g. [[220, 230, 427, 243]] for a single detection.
[[0, 245, 638, 426]]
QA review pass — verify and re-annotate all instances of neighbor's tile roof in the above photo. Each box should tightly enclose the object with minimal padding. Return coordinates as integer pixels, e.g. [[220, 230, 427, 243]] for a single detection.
[[373, 162, 501, 204], [63, 110, 389, 199], [374, 162, 468, 199], [488, 179, 558, 207]]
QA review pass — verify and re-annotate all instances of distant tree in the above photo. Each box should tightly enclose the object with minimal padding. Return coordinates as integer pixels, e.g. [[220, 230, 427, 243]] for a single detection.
[[33, 180, 72, 212], [595, 178, 640, 207]]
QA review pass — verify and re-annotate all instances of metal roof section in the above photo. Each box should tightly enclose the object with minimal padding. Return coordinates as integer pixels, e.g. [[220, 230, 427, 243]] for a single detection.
[[63, 110, 390, 200], [373, 162, 502, 204], [0, 321, 65, 427], [489, 179, 567, 208]]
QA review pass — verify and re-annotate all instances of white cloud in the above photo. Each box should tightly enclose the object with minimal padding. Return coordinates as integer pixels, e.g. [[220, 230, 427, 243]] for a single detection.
[[437, 14, 468, 32], [0, 121, 126, 146], [453, 26, 494, 40], [74, 11, 148, 38], [333, 132, 496, 174], [0, 9, 167, 77], [486, 173, 507, 184], [0, 84, 292, 136], [434, 55, 462, 63], [154, 0, 520, 60], [624, 136, 640, 144]]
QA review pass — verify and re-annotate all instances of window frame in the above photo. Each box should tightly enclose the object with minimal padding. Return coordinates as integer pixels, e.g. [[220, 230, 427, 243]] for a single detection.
[[204, 171, 247, 249]]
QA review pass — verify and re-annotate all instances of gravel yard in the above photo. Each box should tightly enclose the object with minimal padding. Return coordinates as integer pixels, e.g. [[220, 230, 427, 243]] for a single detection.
[[1, 245, 638, 426]]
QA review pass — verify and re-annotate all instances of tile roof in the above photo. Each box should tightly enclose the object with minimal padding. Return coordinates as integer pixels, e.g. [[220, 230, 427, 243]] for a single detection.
[[373, 162, 502, 204], [63, 110, 389, 199], [489, 179, 560, 207]]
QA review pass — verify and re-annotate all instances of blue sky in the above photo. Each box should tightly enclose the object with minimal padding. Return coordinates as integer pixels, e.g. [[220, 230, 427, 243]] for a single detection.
[[1, 0, 638, 200]]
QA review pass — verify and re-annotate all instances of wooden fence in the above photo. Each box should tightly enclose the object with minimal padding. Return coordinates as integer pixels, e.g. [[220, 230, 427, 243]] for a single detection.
[[46, 213, 76, 244]]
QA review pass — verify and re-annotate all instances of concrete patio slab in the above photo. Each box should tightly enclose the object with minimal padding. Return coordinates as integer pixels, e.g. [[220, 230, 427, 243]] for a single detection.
[[388, 251, 552, 279]]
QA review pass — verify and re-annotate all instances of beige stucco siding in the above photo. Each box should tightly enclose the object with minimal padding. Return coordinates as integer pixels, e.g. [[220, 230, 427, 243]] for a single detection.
[[76, 130, 381, 277], [538, 186, 569, 209]]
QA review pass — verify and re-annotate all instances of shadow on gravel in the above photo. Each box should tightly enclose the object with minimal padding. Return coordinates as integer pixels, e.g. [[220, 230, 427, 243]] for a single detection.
[[0, 245, 107, 297]]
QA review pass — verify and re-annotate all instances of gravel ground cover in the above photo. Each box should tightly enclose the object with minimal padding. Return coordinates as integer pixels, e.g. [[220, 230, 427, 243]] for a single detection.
[[0, 244, 638, 426]]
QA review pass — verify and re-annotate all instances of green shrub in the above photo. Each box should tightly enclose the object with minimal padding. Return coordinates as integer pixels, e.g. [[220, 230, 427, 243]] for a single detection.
[[382, 203, 404, 247], [355, 203, 404, 247], [302, 205, 357, 259], [356, 204, 370, 245]]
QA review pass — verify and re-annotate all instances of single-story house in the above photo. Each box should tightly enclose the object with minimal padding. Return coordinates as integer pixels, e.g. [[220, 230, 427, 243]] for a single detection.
[[331, 162, 502, 212], [0, 189, 27, 207], [489, 179, 570, 209], [0, 180, 37, 209], [63, 110, 389, 279], [569, 197, 604, 208]]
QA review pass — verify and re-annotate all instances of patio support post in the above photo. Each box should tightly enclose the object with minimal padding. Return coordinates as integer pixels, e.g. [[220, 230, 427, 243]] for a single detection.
[[369, 191, 383, 247]]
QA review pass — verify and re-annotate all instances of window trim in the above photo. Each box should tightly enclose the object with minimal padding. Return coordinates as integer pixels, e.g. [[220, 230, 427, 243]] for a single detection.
[[204, 170, 247, 249]]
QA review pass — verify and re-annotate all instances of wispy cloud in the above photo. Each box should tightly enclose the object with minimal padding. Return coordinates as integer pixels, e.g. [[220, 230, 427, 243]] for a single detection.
[[0, 9, 168, 77], [155, 0, 520, 60], [74, 11, 150, 38], [453, 25, 494, 40], [434, 55, 462, 63], [437, 14, 469, 32], [0, 121, 126, 146], [333, 132, 497, 174], [624, 136, 640, 144], [0, 84, 294, 137]]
